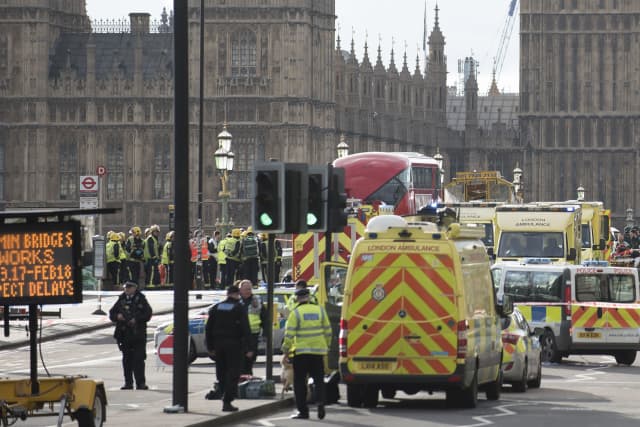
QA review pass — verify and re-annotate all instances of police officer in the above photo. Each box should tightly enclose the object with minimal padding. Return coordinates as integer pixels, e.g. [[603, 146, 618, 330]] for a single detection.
[[205, 285, 252, 412], [109, 281, 153, 390], [239, 279, 266, 375], [282, 288, 331, 420], [286, 280, 317, 312]]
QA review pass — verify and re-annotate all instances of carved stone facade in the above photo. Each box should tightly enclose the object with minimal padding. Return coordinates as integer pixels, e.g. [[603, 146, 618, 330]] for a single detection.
[[0, 0, 523, 232], [519, 0, 640, 223]]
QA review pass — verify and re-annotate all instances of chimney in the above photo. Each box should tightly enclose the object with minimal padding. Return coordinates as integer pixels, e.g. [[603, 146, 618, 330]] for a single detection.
[[129, 13, 151, 35]]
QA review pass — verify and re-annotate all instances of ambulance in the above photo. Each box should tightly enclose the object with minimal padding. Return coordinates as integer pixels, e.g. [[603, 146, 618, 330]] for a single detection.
[[493, 204, 582, 264], [339, 215, 511, 409], [492, 260, 640, 365], [446, 202, 503, 254]]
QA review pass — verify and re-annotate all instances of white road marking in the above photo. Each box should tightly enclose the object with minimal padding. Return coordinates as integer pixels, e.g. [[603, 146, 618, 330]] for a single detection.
[[458, 403, 527, 427]]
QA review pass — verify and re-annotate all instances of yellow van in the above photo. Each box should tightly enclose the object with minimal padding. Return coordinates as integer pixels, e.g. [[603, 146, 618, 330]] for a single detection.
[[339, 215, 511, 409]]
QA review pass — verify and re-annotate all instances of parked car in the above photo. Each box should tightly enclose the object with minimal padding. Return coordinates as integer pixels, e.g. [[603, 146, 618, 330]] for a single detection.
[[154, 287, 296, 363], [501, 307, 543, 392]]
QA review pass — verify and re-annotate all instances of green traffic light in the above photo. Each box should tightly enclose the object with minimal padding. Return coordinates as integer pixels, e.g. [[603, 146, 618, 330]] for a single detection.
[[307, 213, 318, 226], [259, 212, 274, 227]]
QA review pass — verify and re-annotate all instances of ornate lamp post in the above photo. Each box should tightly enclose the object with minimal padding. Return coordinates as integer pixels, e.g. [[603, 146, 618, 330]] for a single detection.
[[576, 185, 585, 201], [214, 124, 234, 237], [513, 164, 523, 203], [336, 134, 349, 158]]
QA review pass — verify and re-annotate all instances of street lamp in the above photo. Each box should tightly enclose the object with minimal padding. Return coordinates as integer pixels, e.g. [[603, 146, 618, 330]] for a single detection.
[[513, 163, 523, 202], [576, 185, 585, 201], [337, 134, 349, 158], [215, 124, 234, 237]]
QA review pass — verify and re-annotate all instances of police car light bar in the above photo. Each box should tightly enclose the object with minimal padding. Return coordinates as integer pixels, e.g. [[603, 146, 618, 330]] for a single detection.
[[581, 260, 609, 267]]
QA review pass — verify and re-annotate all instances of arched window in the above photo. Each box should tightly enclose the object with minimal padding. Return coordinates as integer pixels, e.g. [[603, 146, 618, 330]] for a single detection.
[[153, 135, 171, 199], [106, 136, 124, 200], [231, 30, 257, 77], [59, 140, 77, 200]]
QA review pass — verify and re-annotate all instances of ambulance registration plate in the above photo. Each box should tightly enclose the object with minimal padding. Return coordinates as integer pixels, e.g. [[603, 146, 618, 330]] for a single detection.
[[577, 331, 602, 339], [357, 362, 391, 371]]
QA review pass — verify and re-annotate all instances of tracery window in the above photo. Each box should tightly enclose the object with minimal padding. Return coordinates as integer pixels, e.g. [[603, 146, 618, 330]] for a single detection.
[[231, 30, 257, 77], [106, 137, 124, 200], [59, 141, 77, 200], [153, 136, 171, 199]]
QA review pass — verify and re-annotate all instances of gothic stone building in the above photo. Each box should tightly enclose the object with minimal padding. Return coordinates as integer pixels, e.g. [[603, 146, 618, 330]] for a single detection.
[[9, 1, 634, 232]]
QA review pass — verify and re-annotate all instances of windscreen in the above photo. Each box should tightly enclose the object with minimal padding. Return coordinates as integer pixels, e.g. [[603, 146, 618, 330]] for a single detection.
[[503, 270, 564, 302], [575, 274, 636, 303], [366, 167, 409, 206], [498, 231, 565, 258]]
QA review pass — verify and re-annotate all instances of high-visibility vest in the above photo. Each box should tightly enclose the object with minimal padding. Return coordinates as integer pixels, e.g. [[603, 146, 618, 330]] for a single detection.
[[106, 240, 120, 263], [218, 238, 227, 264], [189, 238, 198, 262], [246, 295, 263, 334], [161, 241, 173, 265], [199, 238, 209, 260], [282, 302, 331, 356]]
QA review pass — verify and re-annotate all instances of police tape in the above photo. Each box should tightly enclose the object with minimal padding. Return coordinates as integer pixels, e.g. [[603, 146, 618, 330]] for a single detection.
[[515, 301, 640, 309]]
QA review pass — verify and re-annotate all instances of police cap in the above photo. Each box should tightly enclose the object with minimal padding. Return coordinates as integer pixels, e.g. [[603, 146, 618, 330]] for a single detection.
[[295, 288, 310, 298], [295, 280, 308, 289], [123, 281, 138, 288]]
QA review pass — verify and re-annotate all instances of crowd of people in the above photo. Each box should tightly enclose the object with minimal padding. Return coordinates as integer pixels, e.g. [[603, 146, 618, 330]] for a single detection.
[[610, 225, 640, 264], [103, 224, 283, 289]]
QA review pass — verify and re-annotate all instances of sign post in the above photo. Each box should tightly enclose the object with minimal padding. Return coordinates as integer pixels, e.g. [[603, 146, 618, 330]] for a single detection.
[[92, 235, 106, 315]]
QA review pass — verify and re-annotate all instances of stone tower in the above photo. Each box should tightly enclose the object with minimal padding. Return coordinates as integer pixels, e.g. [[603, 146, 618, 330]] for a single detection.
[[519, 0, 640, 222]]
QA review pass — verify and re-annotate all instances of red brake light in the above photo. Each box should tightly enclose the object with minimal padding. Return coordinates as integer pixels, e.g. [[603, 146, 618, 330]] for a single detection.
[[564, 281, 572, 316], [339, 319, 348, 357], [457, 320, 468, 359]]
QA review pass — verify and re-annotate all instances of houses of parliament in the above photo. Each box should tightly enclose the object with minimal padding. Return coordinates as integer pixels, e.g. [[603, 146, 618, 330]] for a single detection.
[[0, 0, 638, 230]]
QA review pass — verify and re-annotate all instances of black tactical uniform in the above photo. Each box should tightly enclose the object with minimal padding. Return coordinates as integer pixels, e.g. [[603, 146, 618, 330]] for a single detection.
[[205, 286, 252, 412], [109, 282, 153, 390]]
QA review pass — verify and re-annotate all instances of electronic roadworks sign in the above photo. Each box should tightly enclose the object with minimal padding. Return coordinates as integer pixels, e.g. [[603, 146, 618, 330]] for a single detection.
[[0, 221, 83, 305]]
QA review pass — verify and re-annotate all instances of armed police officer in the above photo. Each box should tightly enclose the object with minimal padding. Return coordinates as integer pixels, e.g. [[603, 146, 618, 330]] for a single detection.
[[109, 281, 153, 390], [205, 285, 252, 412]]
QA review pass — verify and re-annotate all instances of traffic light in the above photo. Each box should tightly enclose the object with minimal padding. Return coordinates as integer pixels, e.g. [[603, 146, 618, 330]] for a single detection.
[[252, 162, 285, 233], [306, 166, 328, 232], [327, 166, 348, 232], [284, 163, 309, 234]]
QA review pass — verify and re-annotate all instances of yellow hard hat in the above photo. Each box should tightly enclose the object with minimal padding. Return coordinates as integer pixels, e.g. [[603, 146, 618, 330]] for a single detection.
[[110, 232, 120, 241], [166, 231, 174, 240], [247, 226, 253, 233], [131, 226, 141, 235], [232, 228, 241, 238], [106, 231, 113, 240], [118, 232, 126, 240]]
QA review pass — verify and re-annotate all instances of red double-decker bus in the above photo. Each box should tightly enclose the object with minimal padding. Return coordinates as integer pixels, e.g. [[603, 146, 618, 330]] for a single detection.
[[333, 151, 441, 215]]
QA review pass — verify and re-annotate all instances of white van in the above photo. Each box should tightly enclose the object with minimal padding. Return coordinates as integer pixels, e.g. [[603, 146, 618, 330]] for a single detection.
[[492, 260, 640, 365]]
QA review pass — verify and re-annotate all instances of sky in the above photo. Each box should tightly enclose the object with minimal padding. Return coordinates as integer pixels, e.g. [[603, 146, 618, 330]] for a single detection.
[[85, 0, 520, 95]]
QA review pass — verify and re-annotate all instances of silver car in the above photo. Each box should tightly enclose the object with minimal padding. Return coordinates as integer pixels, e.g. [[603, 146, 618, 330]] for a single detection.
[[501, 307, 543, 392]]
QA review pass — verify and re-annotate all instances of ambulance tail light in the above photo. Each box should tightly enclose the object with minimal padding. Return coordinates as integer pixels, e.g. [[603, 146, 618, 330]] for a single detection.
[[564, 283, 572, 316], [457, 320, 468, 359], [339, 319, 348, 357]]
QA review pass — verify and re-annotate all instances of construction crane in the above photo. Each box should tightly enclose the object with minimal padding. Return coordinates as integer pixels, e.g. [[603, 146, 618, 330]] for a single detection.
[[490, 0, 518, 91]]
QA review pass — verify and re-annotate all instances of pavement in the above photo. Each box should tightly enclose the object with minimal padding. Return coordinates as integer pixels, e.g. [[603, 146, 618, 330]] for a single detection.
[[0, 289, 294, 427]]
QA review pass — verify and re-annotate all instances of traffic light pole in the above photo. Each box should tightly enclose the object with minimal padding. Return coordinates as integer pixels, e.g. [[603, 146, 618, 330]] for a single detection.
[[265, 234, 275, 381]]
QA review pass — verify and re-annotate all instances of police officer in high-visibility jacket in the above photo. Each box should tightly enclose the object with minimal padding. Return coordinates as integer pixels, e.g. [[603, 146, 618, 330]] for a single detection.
[[239, 279, 266, 375], [281, 287, 331, 420]]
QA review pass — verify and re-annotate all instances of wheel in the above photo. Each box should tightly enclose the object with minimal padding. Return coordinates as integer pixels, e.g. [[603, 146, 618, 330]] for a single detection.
[[540, 330, 561, 363], [346, 384, 364, 408], [459, 369, 478, 409], [188, 338, 198, 364], [528, 358, 542, 388], [76, 387, 106, 427], [614, 350, 637, 366], [485, 368, 502, 400], [512, 360, 528, 393], [362, 385, 379, 408], [381, 388, 396, 399]]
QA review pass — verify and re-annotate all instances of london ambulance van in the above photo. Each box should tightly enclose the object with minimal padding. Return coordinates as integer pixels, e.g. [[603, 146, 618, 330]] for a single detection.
[[445, 202, 503, 254], [492, 260, 640, 365], [339, 215, 511, 409], [494, 204, 582, 265]]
